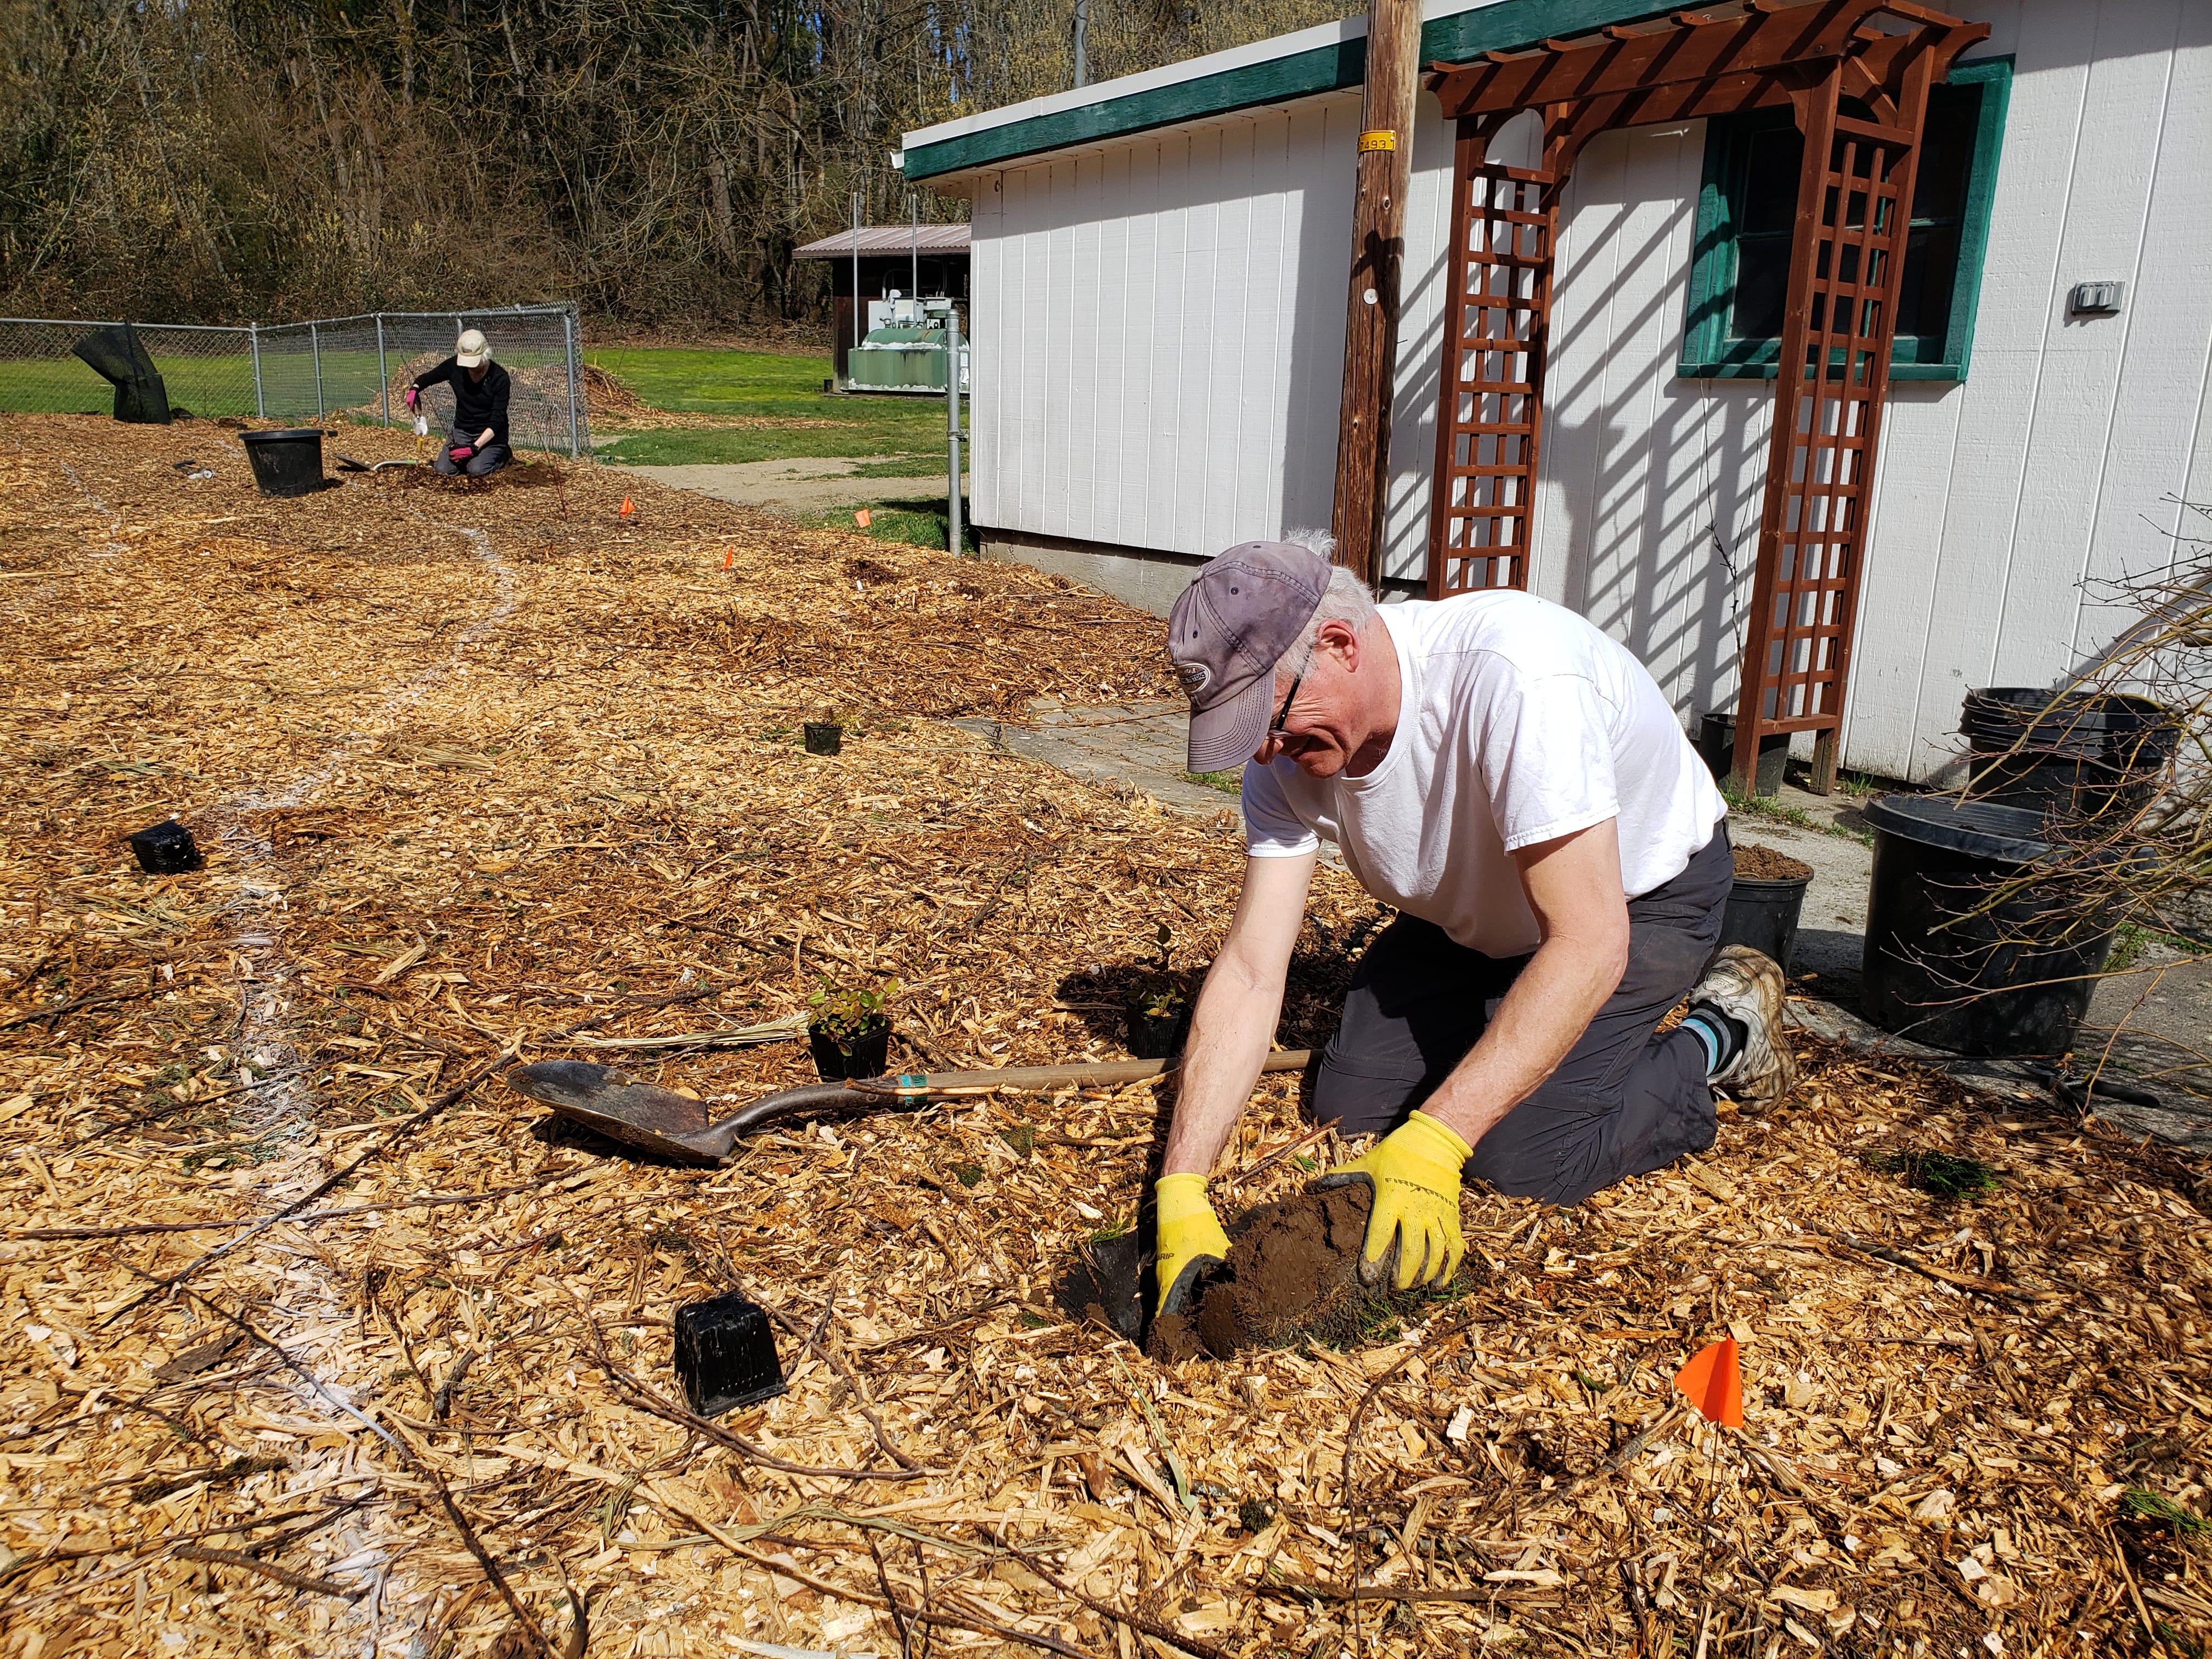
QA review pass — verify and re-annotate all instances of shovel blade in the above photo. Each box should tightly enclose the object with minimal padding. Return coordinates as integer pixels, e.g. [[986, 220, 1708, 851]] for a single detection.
[[505, 1060, 730, 1166]]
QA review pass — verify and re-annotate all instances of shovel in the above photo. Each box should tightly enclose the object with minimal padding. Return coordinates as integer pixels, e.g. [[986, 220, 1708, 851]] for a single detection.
[[506, 1050, 1314, 1167]]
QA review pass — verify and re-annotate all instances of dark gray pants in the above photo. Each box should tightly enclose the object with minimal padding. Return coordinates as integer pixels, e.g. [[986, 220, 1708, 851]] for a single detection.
[[434, 433, 510, 477], [1311, 827, 1732, 1206]]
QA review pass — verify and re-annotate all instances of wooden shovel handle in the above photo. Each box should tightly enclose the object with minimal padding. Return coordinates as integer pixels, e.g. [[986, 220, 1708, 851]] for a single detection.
[[843, 1049, 1314, 1098]]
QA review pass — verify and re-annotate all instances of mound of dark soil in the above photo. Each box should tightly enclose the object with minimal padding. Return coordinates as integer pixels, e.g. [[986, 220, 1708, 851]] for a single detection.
[[1734, 843, 1813, 881], [1152, 1184, 1379, 1361], [1057, 1184, 1472, 1361]]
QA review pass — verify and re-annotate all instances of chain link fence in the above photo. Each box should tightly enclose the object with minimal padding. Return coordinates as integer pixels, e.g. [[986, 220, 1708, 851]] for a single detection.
[[0, 304, 588, 458]]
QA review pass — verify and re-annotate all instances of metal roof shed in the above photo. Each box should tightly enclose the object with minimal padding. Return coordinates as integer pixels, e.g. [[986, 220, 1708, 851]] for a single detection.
[[795, 223, 971, 386]]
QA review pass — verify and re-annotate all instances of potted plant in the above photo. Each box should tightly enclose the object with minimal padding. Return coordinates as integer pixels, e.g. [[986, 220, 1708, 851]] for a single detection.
[[1718, 842, 1815, 973], [807, 979, 895, 1080], [803, 704, 844, 756], [1125, 925, 1190, 1059]]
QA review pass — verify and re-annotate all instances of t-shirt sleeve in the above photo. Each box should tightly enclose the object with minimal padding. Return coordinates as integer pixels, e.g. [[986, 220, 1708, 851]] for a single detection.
[[413, 359, 455, 391], [1242, 760, 1320, 858], [1478, 669, 1621, 853]]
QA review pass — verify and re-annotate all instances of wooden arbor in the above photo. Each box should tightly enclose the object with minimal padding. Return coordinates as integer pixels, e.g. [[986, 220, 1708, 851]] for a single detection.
[[1422, 0, 1987, 794]]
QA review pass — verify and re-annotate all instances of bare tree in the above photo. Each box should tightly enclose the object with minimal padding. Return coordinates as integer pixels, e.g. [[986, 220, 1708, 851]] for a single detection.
[[0, 0, 1361, 326]]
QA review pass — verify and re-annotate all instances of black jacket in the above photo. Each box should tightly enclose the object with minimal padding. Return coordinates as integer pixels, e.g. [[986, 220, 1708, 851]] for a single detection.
[[412, 357, 511, 446]]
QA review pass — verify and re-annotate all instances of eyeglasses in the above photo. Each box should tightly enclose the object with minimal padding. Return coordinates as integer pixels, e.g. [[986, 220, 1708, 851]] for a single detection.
[[1266, 642, 1316, 740]]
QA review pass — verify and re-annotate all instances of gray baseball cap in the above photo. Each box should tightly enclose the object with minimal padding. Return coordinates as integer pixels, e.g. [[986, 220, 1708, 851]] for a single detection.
[[1167, 541, 1331, 772]]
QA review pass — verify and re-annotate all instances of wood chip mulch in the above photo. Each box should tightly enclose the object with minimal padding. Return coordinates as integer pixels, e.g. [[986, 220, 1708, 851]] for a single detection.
[[2, 415, 2208, 1657]]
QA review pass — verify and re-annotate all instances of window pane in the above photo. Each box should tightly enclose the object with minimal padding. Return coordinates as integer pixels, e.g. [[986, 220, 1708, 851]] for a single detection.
[[1910, 83, 1981, 223], [1741, 124, 1803, 235], [1893, 220, 1960, 350], [1731, 236, 1792, 341]]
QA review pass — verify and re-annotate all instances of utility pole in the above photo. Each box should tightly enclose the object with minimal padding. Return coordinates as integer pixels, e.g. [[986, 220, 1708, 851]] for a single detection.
[[1073, 0, 1090, 89], [1328, 0, 1422, 585]]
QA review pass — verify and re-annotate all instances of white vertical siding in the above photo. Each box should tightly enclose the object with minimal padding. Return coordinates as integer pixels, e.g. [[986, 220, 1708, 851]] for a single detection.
[[967, 0, 2212, 781], [968, 95, 1361, 560]]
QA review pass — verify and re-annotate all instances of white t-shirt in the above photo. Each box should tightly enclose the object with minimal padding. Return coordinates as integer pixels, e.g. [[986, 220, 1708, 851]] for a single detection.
[[1243, 591, 1728, 958]]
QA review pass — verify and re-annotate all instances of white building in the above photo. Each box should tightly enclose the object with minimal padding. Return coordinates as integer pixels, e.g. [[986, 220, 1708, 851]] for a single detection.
[[901, 0, 2211, 783]]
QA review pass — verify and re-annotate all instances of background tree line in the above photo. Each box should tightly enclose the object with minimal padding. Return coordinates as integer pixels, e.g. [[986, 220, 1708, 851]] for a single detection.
[[0, 0, 1356, 331]]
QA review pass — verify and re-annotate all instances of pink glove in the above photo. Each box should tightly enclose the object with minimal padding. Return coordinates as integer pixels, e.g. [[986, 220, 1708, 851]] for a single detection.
[[449, 444, 473, 461], [404, 386, 420, 412]]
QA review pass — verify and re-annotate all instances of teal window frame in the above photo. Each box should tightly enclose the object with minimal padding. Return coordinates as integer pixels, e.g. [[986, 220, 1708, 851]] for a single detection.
[[1678, 55, 2012, 383]]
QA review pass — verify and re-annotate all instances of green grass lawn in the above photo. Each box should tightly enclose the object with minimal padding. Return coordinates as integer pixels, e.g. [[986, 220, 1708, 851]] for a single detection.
[[0, 354, 263, 419], [791, 495, 976, 555], [586, 346, 952, 467]]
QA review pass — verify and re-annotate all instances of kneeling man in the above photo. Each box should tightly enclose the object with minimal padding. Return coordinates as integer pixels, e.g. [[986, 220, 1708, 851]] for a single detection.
[[1154, 541, 1793, 1314]]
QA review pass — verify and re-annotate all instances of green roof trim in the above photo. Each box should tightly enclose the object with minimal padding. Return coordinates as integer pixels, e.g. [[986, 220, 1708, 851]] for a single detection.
[[902, 0, 1678, 183]]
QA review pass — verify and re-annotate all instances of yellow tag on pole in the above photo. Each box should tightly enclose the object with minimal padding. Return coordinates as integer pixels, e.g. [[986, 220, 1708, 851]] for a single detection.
[[1358, 129, 1398, 153]]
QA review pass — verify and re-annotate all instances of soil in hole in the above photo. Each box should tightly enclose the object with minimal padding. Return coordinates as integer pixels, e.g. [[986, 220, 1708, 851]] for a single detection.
[[1734, 843, 1814, 881], [1056, 1184, 1479, 1361]]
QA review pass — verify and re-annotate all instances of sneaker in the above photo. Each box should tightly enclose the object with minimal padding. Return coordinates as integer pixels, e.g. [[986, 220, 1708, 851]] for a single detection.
[[1688, 945, 1796, 1102]]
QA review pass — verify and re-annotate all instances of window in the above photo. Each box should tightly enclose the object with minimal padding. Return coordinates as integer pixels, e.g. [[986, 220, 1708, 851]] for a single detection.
[[1679, 57, 2012, 382]]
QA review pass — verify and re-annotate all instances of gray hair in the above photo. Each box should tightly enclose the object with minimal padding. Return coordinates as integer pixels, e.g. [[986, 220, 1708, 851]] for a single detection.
[[1277, 533, 1379, 683]]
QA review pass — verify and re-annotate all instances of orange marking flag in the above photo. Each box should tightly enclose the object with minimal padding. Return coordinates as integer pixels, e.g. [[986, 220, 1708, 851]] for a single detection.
[[854, 508, 873, 528], [619, 496, 635, 517], [1673, 1337, 1743, 1427], [722, 548, 734, 570]]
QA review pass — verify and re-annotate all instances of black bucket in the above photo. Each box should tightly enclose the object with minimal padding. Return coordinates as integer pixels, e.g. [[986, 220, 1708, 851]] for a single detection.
[[1860, 794, 2115, 1057], [1961, 688, 2172, 820], [239, 428, 332, 498], [1719, 874, 1812, 973], [1699, 713, 1789, 797]]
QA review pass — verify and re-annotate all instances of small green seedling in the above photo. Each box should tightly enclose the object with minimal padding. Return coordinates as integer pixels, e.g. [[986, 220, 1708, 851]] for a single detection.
[[809, 978, 897, 1043], [2122, 1488, 2211, 1537], [1872, 1148, 1996, 1201]]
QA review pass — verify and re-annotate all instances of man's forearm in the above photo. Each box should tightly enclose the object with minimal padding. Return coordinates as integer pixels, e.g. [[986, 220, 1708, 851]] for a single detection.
[[1415, 934, 1621, 1151], [1158, 960, 1285, 1177]]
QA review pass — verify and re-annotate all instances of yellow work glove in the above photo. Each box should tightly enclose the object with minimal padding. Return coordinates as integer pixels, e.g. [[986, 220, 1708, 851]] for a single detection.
[[1316, 1111, 1472, 1291], [1153, 1173, 1231, 1317]]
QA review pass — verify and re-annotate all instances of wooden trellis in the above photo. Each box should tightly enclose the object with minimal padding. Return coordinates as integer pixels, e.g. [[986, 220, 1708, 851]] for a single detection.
[[1427, 139, 1558, 597], [1423, 0, 1988, 793]]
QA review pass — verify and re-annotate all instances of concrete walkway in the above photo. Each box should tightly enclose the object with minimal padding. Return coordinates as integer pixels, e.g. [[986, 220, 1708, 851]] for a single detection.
[[987, 695, 2212, 1148], [619, 456, 964, 518]]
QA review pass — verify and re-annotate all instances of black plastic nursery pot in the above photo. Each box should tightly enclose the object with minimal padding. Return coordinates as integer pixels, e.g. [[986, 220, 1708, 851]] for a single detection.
[[808, 1019, 889, 1081], [1719, 874, 1812, 974], [1126, 1005, 1190, 1060], [1699, 713, 1789, 798], [1961, 688, 2173, 821], [803, 722, 844, 756], [1859, 794, 2115, 1057], [673, 1290, 786, 1416], [240, 428, 332, 498], [126, 819, 202, 874]]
